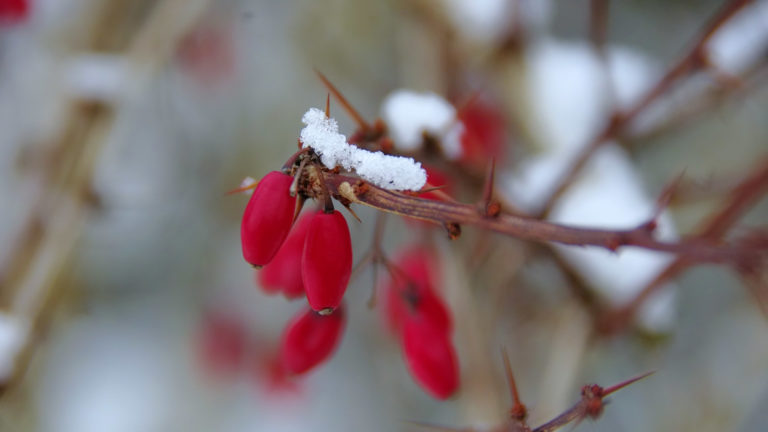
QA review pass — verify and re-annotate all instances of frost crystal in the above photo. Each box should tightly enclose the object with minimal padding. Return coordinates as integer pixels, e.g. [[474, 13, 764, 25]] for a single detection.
[[300, 108, 427, 191]]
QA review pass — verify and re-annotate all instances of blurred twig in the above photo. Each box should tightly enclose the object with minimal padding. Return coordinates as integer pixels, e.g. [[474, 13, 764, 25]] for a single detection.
[[0, 0, 211, 398], [537, 0, 755, 217]]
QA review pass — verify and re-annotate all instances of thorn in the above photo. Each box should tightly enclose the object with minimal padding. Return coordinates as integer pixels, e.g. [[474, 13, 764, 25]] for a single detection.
[[342, 202, 362, 223], [368, 259, 379, 309], [416, 184, 448, 195], [225, 178, 259, 195], [292, 196, 306, 224], [654, 170, 686, 219], [314, 69, 371, 131], [290, 158, 309, 197], [501, 348, 527, 421], [481, 159, 501, 217], [325, 93, 331, 118], [602, 370, 656, 396]]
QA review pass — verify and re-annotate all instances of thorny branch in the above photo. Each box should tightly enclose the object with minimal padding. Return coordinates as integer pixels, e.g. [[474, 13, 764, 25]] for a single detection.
[[537, 0, 756, 217], [318, 171, 765, 267], [600, 157, 768, 333]]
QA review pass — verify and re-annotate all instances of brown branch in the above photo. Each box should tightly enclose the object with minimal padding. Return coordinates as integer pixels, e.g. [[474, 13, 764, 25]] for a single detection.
[[589, 0, 610, 53], [537, 0, 755, 217], [324, 174, 758, 265], [532, 372, 654, 432], [600, 157, 768, 333]]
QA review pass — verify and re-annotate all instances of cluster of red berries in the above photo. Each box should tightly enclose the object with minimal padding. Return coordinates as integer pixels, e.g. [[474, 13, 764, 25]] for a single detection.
[[241, 171, 351, 376], [381, 246, 459, 399], [240, 169, 460, 399]]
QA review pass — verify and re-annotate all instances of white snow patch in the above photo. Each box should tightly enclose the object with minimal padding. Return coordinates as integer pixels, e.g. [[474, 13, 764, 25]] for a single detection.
[[300, 108, 427, 191], [380, 90, 457, 153], [0, 313, 29, 381], [65, 54, 129, 103], [707, 0, 768, 75], [548, 145, 678, 331], [526, 39, 658, 155], [502, 40, 677, 331], [440, 0, 552, 43]]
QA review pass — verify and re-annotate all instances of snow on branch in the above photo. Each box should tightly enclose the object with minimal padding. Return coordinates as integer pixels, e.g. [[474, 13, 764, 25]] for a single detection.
[[300, 107, 427, 191]]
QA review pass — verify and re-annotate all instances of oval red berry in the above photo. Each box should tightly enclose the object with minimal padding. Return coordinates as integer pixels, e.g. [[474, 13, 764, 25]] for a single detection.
[[302, 210, 352, 313], [383, 246, 451, 336], [241, 171, 297, 267], [279, 305, 346, 375], [257, 213, 312, 299], [403, 316, 459, 399]]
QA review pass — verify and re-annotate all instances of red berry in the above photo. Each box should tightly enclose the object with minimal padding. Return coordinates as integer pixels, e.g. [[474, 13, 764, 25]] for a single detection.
[[257, 213, 312, 299], [402, 315, 459, 399], [458, 97, 506, 168], [0, 0, 29, 23], [198, 311, 247, 377], [241, 171, 297, 267], [279, 305, 346, 375], [302, 210, 352, 313], [382, 247, 451, 336]]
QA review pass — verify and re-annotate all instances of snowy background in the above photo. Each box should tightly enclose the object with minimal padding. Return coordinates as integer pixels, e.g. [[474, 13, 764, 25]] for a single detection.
[[1, 0, 767, 431]]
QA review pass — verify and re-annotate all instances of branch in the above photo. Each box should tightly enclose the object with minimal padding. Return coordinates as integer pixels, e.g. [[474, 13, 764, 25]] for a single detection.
[[537, 0, 755, 217], [324, 173, 760, 265], [601, 157, 768, 333], [532, 372, 654, 432]]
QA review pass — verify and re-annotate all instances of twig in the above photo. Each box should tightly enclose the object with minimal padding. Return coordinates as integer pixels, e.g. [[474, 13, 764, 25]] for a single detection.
[[537, 0, 755, 217], [601, 157, 768, 333], [324, 173, 761, 264]]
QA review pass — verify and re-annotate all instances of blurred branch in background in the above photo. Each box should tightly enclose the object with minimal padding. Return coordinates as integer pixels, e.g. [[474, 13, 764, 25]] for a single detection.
[[0, 0, 209, 403]]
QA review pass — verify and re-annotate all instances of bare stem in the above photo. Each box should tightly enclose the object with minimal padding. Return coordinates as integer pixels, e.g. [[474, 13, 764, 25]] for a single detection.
[[324, 174, 761, 265]]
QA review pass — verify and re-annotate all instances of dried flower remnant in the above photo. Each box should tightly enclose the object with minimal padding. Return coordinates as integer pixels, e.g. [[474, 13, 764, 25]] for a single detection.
[[279, 305, 346, 375], [241, 171, 297, 267]]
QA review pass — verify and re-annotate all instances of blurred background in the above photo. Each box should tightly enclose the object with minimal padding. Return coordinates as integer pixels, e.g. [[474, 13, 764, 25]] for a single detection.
[[0, 0, 767, 431]]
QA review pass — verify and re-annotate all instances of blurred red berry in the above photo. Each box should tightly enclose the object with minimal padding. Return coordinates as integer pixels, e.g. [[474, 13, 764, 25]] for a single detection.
[[198, 311, 247, 377], [177, 23, 235, 88], [279, 305, 346, 375], [402, 315, 459, 399], [0, 0, 29, 23], [252, 352, 302, 397], [383, 246, 452, 336], [302, 210, 352, 313], [257, 213, 312, 299], [457, 98, 506, 168], [241, 171, 296, 267]]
